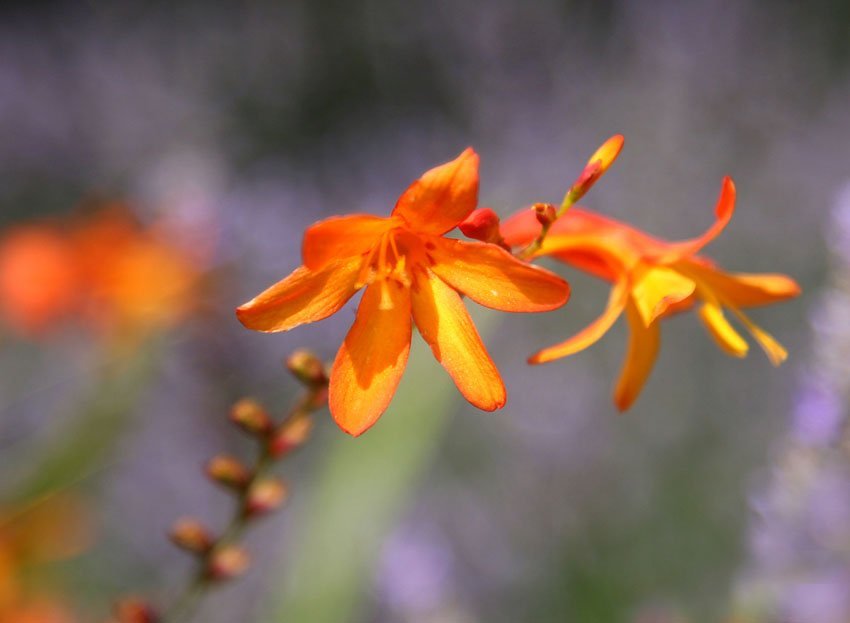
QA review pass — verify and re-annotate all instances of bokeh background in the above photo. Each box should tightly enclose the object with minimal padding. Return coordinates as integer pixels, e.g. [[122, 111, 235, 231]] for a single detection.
[[1, 1, 848, 621]]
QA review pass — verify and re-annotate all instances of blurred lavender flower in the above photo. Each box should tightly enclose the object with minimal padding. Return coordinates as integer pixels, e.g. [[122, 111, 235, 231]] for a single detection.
[[733, 181, 850, 623]]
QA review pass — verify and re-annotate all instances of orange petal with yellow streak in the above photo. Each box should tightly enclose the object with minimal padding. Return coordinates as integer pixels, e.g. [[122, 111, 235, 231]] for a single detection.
[[530, 279, 628, 363], [236, 258, 361, 332], [613, 300, 661, 411], [680, 261, 801, 308], [411, 273, 506, 411], [302, 214, 396, 271], [392, 148, 479, 235], [428, 237, 570, 312], [329, 281, 412, 436]]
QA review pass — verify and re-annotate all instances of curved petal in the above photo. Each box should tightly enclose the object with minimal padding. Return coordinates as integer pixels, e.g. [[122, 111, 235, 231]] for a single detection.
[[428, 237, 570, 312], [697, 300, 749, 358], [236, 258, 361, 332], [613, 300, 661, 412], [499, 208, 541, 248], [680, 261, 801, 308], [631, 265, 696, 327], [530, 278, 628, 363], [302, 214, 395, 271], [329, 281, 412, 436], [655, 177, 736, 261], [411, 272, 505, 410], [392, 148, 479, 235]]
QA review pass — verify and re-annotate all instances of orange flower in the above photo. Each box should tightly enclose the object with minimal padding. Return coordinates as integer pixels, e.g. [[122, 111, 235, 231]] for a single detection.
[[0, 225, 80, 336], [501, 177, 801, 410], [237, 149, 571, 435]]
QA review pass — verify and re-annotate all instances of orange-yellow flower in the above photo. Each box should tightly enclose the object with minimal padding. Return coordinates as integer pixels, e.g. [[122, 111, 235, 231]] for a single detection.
[[237, 149, 571, 435], [501, 177, 801, 411]]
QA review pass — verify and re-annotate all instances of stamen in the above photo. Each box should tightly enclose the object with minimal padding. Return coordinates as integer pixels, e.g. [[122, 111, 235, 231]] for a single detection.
[[728, 305, 788, 366]]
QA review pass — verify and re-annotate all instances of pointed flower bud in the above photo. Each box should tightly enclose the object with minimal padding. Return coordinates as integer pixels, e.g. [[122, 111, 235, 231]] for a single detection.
[[113, 597, 159, 623], [568, 134, 624, 203], [246, 477, 289, 516], [206, 455, 251, 490], [532, 203, 558, 228], [206, 545, 250, 581], [285, 349, 328, 386], [269, 413, 314, 457], [229, 397, 272, 436], [169, 517, 214, 554]]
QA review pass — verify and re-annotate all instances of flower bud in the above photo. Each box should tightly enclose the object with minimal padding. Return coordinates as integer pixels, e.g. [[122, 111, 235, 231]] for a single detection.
[[568, 134, 624, 203], [206, 455, 251, 490], [246, 477, 289, 516], [286, 349, 328, 386], [269, 413, 314, 457], [532, 203, 557, 227], [169, 517, 214, 554], [459, 208, 502, 243], [113, 597, 158, 623], [229, 397, 272, 435], [206, 545, 250, 581]]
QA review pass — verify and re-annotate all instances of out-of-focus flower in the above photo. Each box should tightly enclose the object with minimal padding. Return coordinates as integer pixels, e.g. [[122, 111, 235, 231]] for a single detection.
[[237, 149, 570, 435], [0, 202, 205, 344], [502, 177, 800, 410], [0, 494, 90, 622], [0, 225, 80, 336]]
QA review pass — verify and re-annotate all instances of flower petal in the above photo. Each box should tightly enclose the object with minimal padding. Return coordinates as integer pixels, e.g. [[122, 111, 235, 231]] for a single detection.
[[697, 300, 749, 358], [392, 148, 479, 235], [529, 278, 628, 363], [656, 177, 736, 261], [302, 214, 395, 271], [631, 265, 696, 326], [613, 300, 661, 411], [680, 261, 801, 308], [428, 237, 570, 312], [411, 272, 505, 410], [236, 258, 361, 332], [329, 281, 412, 436]]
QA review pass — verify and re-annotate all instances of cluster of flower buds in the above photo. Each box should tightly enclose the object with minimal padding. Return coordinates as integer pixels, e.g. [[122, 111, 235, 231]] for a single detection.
[[111, 350, 329, 618]]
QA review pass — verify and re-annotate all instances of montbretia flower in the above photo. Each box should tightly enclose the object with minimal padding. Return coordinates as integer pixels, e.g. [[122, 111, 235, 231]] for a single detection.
[[237, 149, 571, 435], [501, 177, 801, 411]]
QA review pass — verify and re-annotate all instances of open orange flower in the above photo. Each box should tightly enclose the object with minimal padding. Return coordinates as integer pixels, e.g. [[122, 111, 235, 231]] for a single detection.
[[237, 149, 571, 435], [501, 177, 801, 410]]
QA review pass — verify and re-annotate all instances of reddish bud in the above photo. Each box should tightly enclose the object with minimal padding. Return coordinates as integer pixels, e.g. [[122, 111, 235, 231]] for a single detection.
[[206, 545, 250, 581], [206, 455, 251, 490], [113, 597, 158, 623], [169, 517, 214, 554], [246, 477, 289, 516], [459, 208, 502, 242], [568, 134, 624, 202], [269, 413, 314, 457], [532, 203, 558, 227], [229, 397, 272, 435], [286, 349, 328, 386]]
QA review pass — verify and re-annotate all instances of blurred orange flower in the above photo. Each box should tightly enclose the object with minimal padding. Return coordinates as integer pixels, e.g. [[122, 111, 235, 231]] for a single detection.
[[0, 202, 203, 343], [0, 494, 90, 623], [0, 226, 80, 336], [238, 148, 571, 435], [502, 177, 801, 410]]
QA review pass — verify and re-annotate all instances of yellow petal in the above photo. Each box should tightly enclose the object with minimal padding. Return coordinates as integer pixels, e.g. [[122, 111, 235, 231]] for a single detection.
[[428, 237, 570, 312], [529, 279, 628, 363], [392, 148, 479, 235], [729, 306, 788, 366], [631, 265, 696, 326], [329, 281, 412, 436], [302, 214, 395, 271], [697, 301, 749, 358], [681, 261, 801, 308], [613, 300, 661, 411], [411, 272, 506, 410], [236, 258, 361, 332]]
